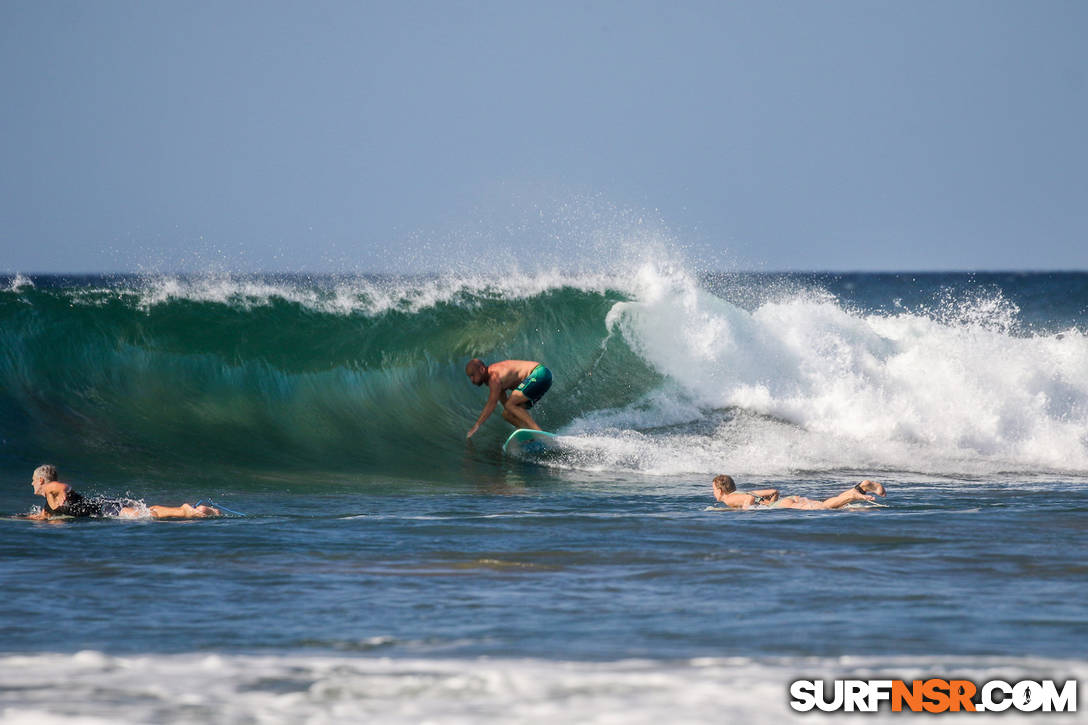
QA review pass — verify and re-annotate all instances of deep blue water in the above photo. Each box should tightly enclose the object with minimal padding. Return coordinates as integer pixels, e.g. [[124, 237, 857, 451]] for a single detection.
[[2, 475, 1087, 661]]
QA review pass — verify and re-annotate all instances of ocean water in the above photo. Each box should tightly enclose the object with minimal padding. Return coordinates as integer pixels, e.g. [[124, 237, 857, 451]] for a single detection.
[[1, 267, 1086, 723]]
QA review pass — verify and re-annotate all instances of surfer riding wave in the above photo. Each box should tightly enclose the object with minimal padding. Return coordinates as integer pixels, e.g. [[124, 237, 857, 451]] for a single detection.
[[465, 359, 552, 438]]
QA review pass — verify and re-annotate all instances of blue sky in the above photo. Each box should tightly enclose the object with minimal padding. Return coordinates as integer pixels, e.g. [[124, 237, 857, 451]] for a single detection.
[[2, 1, 1085, 273]]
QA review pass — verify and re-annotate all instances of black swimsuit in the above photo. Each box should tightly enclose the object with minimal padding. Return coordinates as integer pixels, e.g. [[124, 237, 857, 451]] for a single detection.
[[44, 490, 126, 518]]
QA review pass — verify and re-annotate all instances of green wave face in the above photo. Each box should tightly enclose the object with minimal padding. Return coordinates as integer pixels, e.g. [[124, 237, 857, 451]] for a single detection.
[[8, 272, 1088, 483], [0, 276, 658, 478]]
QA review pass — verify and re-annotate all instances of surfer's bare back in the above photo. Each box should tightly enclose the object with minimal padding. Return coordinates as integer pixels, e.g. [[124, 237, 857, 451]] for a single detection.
[[465, 359, 553, 438]]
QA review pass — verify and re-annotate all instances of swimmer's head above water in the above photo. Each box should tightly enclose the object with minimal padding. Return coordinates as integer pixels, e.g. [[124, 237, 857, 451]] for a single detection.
[[712, 474, 736, 496], [31, 464, 59, 493]]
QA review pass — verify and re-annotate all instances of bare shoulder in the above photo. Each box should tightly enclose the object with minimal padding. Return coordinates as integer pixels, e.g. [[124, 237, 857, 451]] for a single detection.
[[724, 492, 757, 508]]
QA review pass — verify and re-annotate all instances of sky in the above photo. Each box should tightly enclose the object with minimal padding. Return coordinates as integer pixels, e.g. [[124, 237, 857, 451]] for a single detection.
[[1, 0, 1086, 273]]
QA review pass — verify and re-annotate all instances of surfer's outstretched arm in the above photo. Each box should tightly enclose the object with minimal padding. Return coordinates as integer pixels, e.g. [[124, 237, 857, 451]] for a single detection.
[[467, 379, 504, 438]]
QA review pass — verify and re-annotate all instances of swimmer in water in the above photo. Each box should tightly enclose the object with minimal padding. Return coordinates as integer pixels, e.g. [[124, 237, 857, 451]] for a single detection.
[[23, 465, 221, 520], [712, 474, 886, 510]]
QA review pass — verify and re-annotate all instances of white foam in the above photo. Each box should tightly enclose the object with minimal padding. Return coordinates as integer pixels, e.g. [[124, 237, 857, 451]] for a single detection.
[[570, 263, 1088, 476], [86, 270, 623, 317], [5, 274, 34, 292], [0, 652, 1081, 724]]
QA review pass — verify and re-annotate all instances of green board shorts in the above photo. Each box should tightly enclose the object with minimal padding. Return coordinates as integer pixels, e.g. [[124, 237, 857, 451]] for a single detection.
[[515, 365, 552, 408]]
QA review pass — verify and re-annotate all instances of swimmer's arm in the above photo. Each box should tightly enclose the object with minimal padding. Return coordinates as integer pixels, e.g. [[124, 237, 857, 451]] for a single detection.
[[467, 379, 504, 438], [21, 509, 49, 520]]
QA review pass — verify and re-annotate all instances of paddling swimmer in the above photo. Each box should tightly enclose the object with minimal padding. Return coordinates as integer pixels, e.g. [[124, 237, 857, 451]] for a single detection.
[[712, 474, 886, 510], [23, 465, 221, 520], [465, 359, 552, 438]]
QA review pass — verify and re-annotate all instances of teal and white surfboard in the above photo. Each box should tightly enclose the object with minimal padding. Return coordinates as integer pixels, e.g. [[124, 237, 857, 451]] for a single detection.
[[502, 428, 560, 456]]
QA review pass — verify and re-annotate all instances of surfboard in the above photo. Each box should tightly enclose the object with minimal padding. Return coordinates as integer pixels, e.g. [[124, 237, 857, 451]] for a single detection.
[[502, 428, 560, 456]]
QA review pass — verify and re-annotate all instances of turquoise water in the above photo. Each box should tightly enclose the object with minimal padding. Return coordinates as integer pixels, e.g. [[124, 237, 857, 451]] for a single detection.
[[1, 270, 1086, 722]]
